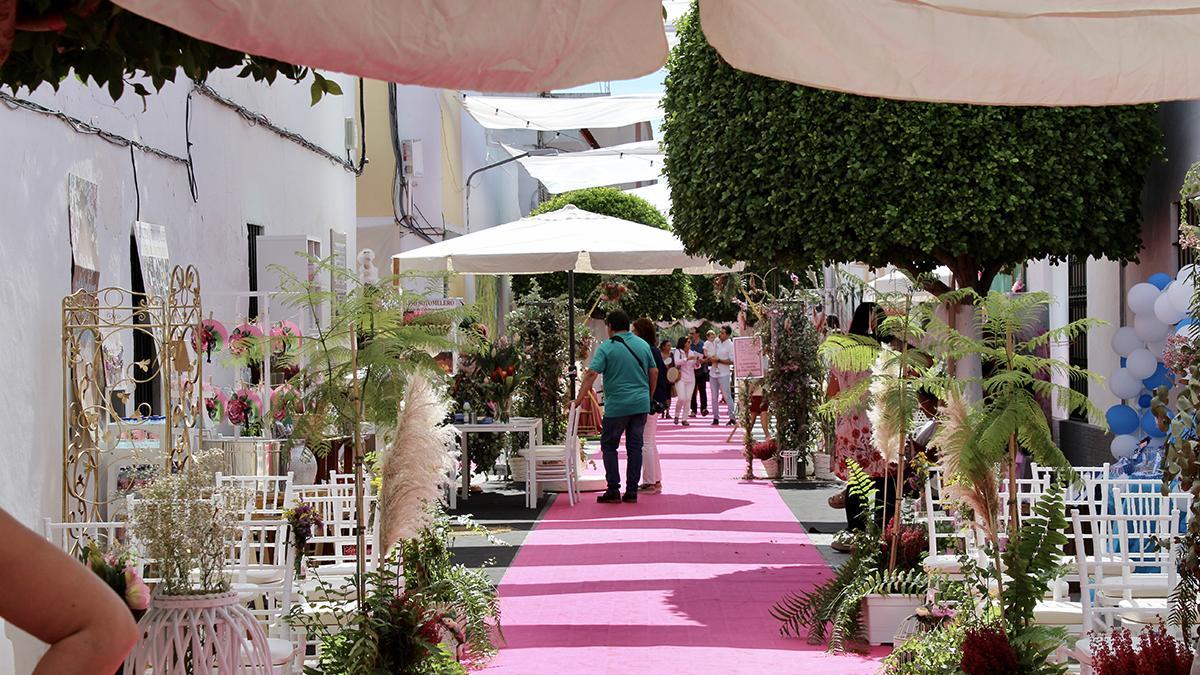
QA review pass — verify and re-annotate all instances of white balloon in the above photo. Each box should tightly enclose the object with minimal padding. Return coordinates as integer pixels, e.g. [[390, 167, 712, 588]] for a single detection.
[[1128, 282, 1161, 316], [1135, 314, 1170, 343], [1109, 368, 1144, 400], [1110, 434, 1139, 459], [1169, 278, 1194, 314], [1126, 349, 1158, 379], [1147, 436, 1167, 450], [1111, 327, 1143, 357], [1155, 291, 1187, 326], [1179, 264, 1197, 283], [1148, 339, 1167, 357]]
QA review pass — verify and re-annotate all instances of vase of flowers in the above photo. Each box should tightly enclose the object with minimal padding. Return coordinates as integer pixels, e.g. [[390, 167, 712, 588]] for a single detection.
[[481, 339, 522, 423], [751, 439, 780, 479], [80, 540, 151, 621], [284, 500, 324, 578], [125, 453, 272, 673]]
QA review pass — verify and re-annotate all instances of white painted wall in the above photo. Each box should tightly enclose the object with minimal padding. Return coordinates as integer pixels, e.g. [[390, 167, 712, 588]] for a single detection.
[[0, 69, 355, 670]]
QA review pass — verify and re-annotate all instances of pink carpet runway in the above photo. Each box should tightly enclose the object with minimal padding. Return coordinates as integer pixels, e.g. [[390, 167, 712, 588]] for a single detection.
[[482, 419, 886, 674]]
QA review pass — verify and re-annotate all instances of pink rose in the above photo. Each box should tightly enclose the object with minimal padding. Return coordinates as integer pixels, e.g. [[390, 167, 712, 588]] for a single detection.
[[124, 566, 151, 611]]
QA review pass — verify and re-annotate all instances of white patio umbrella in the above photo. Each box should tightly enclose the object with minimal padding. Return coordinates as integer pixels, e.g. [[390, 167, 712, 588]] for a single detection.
[[395, 204, 737, 394], [699, 0, 1200, 106], [109, 0, 668, 92]]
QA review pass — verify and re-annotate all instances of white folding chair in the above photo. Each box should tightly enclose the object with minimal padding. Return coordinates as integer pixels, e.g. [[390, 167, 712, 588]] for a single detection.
[[42, 519, 128, 555], [228, 519, 299, 673], [1070, 509, 1178, 674], [922, 469, 979, 576], [302, 493, 378, 577], [518, 405, 581, 508], [216, 472, 295, 518]]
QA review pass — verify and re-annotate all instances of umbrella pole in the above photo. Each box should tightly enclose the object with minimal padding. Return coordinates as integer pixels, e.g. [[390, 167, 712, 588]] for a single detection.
[[568, 270, 577, 400]]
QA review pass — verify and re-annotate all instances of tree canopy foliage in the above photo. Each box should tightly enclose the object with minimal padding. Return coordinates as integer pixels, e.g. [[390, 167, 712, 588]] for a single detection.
[[511, 187, 697, 321], [662, 4, 1163, 293]]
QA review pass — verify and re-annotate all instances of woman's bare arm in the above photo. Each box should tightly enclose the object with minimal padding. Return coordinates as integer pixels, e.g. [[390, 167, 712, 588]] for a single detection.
[[0, 509, 138, 674]]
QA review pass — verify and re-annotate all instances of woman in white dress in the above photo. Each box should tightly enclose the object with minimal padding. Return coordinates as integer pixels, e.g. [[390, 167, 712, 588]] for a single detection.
[[672, 336, 698, 425]]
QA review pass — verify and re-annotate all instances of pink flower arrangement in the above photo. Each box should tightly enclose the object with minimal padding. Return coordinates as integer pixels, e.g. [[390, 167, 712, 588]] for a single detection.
[[228, 321, 265, 364], [270, 383, 302, 423], [1163, 332, 1198, 378], [203, 383, 227, 424], [1180, 224, 1200, 251], [226, 387, 263, 429], [269, 320, 303, 359], [192, 318, 228, 363], [81, 540, 150, 616]]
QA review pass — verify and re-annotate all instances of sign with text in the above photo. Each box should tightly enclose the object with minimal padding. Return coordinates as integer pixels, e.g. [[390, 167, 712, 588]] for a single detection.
[[732, 336, 765, 379]]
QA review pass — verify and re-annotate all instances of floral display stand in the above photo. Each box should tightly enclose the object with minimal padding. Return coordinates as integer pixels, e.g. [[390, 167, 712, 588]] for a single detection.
[[125, 591, 273, 674]]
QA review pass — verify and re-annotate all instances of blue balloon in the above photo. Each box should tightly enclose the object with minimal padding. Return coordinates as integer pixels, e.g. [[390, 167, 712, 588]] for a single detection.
[[1143, 363, 1175, 391], [1120, 357, 1128, 368], [1180, 317, 1194, 329], [1142, 409, 1167, 437], [1138, 394, 1153, 408], [1149, 272, 1173, 290], [1106, 405, 1140, 435]]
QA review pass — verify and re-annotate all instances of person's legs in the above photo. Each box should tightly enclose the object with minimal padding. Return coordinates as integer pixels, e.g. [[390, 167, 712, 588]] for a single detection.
[[676, 380, 693, 422], [697, 373, 709, 414], [710, 376, 723, 423], [640, 413, 661, 487], [599, 416, 624, 495], [718, 376, 736, 423], [624, 414, 646, 497], [690, 378, 700, 414]]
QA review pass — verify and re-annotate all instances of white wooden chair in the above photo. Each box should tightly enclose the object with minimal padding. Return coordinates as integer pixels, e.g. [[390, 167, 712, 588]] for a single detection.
[[302, 493, 378, 578], [1032, 462, 1109, 508], [1069, 509, 1179, 674], [228, 519, 299, 673], [216, 472, 295, 518], [42, 519, 128, 555], [518, 405, 581, 508], [922, 469, 978, 576]]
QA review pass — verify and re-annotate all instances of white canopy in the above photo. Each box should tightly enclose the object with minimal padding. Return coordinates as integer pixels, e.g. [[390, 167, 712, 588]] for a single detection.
[[504, 141, 663, 194], [109, 0, 667, 93], [393, 205, 731, 275], [462, 94, 662, 131], [623, 181, 671, 222], [699, 0, 1200, 106], [869, 266, 952, 292]]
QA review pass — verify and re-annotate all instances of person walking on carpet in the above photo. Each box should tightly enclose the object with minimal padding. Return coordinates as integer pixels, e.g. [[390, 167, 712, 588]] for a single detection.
[[633, 318, 670, 494], [708, 326, 737, 426], [688, 326, 709, 416], [672, 336, 698, 425], [574, 310, 657, 504]]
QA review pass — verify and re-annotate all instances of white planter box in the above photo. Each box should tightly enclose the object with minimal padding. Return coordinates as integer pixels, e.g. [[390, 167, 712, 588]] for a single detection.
[[862, 594, 921, 646]]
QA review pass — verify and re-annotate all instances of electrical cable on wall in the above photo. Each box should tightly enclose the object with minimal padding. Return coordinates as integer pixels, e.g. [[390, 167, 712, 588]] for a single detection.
[[388, 83, 441, 243], [130, 146, 141, 222], [193, 81, 367, 176], [1, 89, 197, 202]]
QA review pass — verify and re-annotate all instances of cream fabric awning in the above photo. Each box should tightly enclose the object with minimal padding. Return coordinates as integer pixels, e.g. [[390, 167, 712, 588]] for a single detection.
[[504, 141, 663, 193], [462, 94, 663, 131], [109, 0, 668, 92], [394, 205, 732, 275], [699, 0, 1200, 105]]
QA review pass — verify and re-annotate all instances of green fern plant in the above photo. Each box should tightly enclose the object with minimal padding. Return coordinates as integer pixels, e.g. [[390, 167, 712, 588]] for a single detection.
[[771, 460, 928, 652]]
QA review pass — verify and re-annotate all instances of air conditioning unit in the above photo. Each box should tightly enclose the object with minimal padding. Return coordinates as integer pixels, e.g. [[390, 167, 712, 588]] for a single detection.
[[400, 139, 424, 178]]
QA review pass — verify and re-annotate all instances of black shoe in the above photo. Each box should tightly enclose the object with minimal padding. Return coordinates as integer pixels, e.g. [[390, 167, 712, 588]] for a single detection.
[[701, 409, 710, 416], [622, 492, 638, 503], [727, 418, 737, 426], [597, 491, 621, 503], [711, 419, 720, 426]]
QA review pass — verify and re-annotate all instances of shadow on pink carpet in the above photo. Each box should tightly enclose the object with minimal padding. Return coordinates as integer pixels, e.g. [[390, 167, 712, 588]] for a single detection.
[[480, 419, 888, 674]]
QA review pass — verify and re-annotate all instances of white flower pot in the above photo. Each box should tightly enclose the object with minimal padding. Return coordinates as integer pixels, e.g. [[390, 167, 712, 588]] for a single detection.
[[760, 456, 781, 479], [812, 452, 835, 480], [125, 591, 273, 673], [289, 443, 318, 484], [862, 593, 922, 645]]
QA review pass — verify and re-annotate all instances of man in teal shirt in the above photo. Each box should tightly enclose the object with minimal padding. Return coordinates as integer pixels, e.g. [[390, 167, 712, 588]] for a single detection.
[[573, 310, 657, 503]]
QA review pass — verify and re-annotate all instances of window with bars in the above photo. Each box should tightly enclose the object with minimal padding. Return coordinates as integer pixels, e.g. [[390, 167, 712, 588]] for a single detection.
[[1067, 256, 1088, 420]]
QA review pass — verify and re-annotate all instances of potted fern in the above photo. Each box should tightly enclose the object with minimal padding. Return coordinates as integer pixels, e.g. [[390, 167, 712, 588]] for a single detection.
[[772, 460, 929, 649]]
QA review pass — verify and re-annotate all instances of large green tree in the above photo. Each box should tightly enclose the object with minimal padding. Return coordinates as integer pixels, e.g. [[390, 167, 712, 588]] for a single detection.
[[511, 187, 697, 321], [662, 5, 1163, 294]]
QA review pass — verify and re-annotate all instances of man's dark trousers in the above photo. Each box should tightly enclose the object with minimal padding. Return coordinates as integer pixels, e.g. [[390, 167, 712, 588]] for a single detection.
[[600, 413, 646, 494]]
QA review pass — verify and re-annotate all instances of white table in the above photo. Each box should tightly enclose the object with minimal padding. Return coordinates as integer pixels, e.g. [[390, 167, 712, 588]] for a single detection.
[[450, 417, 543, 507]]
